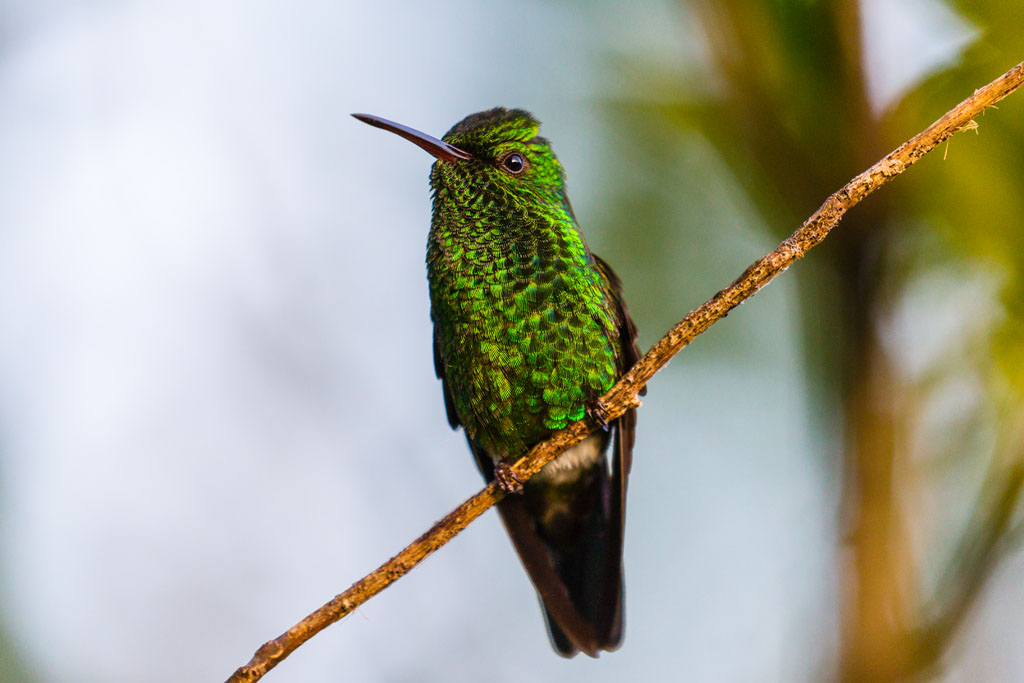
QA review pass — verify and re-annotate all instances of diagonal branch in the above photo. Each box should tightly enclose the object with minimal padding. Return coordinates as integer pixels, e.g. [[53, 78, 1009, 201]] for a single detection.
[[226, 60, 1024, 683]]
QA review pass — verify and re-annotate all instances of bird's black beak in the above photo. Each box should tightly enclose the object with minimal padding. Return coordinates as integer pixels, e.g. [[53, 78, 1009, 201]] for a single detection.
[[352, 113, 473, 162]]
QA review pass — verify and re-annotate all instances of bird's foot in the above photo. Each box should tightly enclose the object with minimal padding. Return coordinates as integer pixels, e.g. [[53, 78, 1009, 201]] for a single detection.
[[587, 399, 611, 431], [494, 461, 524, 495]]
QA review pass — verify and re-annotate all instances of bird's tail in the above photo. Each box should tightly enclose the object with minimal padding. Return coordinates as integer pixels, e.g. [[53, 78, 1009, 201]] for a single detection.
[[534, 459, 624, 657]]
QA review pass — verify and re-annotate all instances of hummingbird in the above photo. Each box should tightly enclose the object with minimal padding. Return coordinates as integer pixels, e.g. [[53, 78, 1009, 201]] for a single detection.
[[353, 108, 641, 657]]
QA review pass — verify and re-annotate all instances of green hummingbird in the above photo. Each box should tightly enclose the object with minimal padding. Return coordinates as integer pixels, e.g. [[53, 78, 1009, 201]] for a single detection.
[[353, 108, 641, 657]]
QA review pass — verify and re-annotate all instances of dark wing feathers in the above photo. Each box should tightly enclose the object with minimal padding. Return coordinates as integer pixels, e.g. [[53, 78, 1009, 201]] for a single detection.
[[434, 329, 460, 429], [592, 252, 643, 475], [591, 252, 640, 648]]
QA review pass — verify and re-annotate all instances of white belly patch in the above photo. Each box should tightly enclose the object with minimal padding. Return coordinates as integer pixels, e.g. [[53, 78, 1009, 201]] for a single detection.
[[532, 433, 606, 485]]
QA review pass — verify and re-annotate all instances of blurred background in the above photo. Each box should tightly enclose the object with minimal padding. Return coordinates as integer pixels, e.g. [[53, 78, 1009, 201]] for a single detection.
[[0, 0, 1022, 681]]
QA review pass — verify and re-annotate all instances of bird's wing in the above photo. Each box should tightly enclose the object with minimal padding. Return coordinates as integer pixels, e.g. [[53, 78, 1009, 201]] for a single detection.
[[590, 252, 641, 648], [592, 252, 642, 473], [434, 328, 461, 430]]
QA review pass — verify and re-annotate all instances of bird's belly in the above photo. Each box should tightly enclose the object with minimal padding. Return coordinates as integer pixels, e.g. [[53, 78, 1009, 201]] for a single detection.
[[445, 317, 615, 459], [431, 260, 619, 459], [533, 432, 607, 484]]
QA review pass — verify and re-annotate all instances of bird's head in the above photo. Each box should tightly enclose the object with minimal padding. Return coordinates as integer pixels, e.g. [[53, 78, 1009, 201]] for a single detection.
[[353, 108, 572, 223]]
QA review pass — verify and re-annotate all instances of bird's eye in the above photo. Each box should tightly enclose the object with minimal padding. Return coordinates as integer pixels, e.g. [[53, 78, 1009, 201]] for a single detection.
[[501, 152, 526, 174]]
